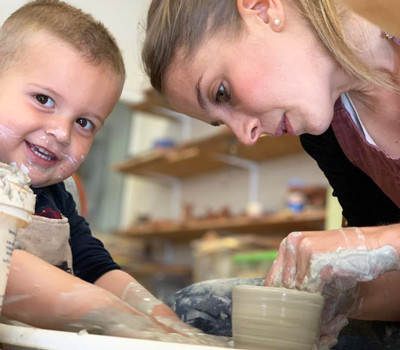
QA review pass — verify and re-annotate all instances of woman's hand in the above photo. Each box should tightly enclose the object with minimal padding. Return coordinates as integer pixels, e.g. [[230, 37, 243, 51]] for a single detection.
[[264, 225, 400, 349], [265, 226, 399, 291]]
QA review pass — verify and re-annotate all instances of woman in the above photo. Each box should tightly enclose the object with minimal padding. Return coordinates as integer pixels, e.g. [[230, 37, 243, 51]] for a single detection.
[[142, 0, 400, 349]]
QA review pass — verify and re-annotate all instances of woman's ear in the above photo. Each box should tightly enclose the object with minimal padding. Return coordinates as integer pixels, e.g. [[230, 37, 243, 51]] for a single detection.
[[237, 0, 284, 31]]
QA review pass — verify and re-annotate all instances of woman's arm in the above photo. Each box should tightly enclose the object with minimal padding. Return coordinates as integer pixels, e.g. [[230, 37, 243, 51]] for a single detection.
[[352, 270, 400, 321], [265, 224, 400, 348], [265, 224, 400, 320]]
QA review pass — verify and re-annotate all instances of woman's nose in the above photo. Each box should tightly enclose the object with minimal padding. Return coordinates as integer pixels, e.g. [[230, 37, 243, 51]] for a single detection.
[[45, 117, 72, 145], [229, 117, 262, 145]]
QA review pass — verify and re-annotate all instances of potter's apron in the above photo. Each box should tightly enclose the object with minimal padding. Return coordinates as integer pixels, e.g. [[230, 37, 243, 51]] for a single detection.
[[331, 98, 400, 207], [16, 214, 74, 274]]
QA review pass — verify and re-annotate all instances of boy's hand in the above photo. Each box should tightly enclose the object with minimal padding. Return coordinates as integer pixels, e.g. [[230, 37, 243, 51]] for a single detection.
[[121, 281, 230, 346]]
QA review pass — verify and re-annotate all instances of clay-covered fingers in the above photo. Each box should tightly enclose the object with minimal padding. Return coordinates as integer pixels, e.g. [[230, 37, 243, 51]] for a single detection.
[[315, 314, 348, 350], [316, 333, 338, 350], [282, 232, 304, 288], [320, 314, 348, 338], [265, 232, 313, 289], [264, 237, 287, 286]]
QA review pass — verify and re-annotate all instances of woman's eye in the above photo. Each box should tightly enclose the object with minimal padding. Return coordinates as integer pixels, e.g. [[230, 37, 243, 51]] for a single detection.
[[214, 83, 230, 105], [76, 118, 94, 131], [36, 94, 55, 108]]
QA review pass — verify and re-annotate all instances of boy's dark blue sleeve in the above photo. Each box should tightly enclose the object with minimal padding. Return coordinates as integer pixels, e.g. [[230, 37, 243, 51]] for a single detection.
[[50, 182, 121, 283]]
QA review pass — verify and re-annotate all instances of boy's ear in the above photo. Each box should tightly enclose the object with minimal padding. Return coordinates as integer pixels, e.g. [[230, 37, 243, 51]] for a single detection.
[[237, 0, 284, 31]]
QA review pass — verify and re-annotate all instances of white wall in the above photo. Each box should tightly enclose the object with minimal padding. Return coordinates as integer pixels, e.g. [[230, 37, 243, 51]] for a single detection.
[[182, 153, 328, 217]]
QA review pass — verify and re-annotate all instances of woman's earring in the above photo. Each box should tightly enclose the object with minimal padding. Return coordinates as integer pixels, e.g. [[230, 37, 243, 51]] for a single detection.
[[385, 32, 394, 40], [273, 18, 280, 26]]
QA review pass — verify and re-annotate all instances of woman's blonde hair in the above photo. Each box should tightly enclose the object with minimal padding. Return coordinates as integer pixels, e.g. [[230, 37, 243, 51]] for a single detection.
[[142, 0, 395, 94], [0, 0, 125, 83]]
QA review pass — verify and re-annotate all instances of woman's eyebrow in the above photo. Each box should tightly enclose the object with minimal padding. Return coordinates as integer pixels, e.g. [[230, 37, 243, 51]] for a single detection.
[[195, 74, 207, 110]]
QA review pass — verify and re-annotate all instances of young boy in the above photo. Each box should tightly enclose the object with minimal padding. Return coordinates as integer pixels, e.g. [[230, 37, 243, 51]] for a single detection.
[[0, 1, 222, 345]]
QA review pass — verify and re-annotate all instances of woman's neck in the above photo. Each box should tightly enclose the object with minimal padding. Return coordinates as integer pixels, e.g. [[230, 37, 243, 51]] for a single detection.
[[342, 13, 400, 158], [345, 13, 400, 87]]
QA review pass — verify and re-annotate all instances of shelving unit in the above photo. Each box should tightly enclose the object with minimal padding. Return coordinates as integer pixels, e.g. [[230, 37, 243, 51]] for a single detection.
[[113, 127, 304, 178], [114, 209, 326, 242], [114, 89, 325, 260]]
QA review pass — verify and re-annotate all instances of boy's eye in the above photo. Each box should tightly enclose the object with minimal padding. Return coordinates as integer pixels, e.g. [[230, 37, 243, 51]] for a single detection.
[[214, 83, 230, 105], [76, 118, 94, 131], [36, 94, 55, 108]]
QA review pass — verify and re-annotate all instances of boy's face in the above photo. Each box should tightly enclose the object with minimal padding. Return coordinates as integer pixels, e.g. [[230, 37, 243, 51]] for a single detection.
[[0, 36, 122, 187]]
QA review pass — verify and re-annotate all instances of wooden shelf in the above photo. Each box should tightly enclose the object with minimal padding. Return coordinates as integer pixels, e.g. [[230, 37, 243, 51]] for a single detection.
[[113, 128, 304, 179], [114, 209, 326, 242]]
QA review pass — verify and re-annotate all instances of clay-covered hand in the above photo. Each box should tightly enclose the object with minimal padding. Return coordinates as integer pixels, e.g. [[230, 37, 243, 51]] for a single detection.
[[4, 251, 229, 347], [264, 226, 400, 349], [121, 281, 230, 347], [76, 296, 227, 346], [314, 314, 348, 350], [70, 291, 182, 341]]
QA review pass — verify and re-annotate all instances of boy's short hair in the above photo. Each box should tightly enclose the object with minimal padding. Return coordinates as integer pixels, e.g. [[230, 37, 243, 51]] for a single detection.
[[0, 0, 125, 84]]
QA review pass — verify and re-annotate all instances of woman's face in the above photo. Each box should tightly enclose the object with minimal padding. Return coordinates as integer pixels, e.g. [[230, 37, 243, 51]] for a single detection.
[[165, 7, 351, 145]]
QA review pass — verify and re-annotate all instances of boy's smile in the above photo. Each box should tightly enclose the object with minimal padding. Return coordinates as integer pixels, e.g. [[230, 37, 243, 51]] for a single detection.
[[25, 141, 58, 165], [0, 33, 122, 187]]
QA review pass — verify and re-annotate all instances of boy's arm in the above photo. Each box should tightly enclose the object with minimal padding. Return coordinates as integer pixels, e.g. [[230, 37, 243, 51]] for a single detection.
[[4, 250, 178, 338]]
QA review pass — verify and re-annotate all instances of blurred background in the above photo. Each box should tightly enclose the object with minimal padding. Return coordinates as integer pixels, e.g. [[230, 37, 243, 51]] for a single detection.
[[0, 1, 340, 301]]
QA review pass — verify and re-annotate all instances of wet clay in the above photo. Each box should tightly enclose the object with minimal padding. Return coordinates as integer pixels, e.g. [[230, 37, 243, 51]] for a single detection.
[[232, 285, 324, 350]]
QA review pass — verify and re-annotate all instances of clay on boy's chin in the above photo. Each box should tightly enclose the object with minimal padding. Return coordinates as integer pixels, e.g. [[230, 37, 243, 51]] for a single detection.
[[9, 161, 30, 175]]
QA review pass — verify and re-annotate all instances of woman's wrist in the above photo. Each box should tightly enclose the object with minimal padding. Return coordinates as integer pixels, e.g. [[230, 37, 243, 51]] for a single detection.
[[349, 270, 400, 321], [375, 223, 400, 255]]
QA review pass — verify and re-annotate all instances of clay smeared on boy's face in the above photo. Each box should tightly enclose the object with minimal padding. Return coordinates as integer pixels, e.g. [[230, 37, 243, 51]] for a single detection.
[[0, 36, 121, 187]]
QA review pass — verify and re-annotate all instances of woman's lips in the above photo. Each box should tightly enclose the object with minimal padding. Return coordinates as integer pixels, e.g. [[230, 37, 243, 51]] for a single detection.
[[275, 115, 296, 136], [285, 116, 296, 136]]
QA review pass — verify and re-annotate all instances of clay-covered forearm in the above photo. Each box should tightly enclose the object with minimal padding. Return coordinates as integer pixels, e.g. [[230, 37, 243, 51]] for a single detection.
[[94, 268, 231, 346], [375, 223, 400, 256], [3, 250, 169, 335], [94, 269, 136, 298], [350, 270, 400, 322], [95, 270, 180, 319]]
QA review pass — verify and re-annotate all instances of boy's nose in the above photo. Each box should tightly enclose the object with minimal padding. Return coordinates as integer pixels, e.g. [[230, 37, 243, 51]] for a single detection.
[[45, 118, 72, 145]]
